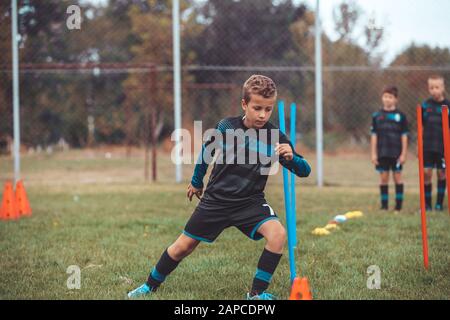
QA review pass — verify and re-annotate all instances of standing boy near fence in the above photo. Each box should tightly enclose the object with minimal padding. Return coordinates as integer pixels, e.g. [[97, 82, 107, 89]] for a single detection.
[[421, 75, 450, 211], [127, 75, 311, 300], [371, 86, 409, 213]]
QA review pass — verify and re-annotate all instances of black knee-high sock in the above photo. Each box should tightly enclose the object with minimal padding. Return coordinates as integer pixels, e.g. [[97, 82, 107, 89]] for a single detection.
[[146, 249, 181, 290], [395, 184, 404, 211], [380, 185, 388, 210], [425, 184, 432, 208], [437, 180, 446, 206], [251, 248, 282, 295]]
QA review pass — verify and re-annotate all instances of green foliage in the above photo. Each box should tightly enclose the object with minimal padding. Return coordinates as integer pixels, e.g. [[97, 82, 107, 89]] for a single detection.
[[0, 0, 449, 149]]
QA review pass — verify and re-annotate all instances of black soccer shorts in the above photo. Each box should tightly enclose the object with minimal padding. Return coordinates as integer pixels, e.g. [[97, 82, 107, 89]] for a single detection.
[[376, 157, 402, 173], [183, 199, 279, 243], [423, 151, 446, 170]]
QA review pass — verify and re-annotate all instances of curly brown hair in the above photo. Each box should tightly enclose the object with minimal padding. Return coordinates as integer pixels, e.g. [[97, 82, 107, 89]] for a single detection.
[[242, 75, 277, 104]]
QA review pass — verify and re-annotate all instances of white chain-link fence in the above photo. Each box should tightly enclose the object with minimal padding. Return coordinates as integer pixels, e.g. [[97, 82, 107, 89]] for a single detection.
[[1, 0, 449, 184]]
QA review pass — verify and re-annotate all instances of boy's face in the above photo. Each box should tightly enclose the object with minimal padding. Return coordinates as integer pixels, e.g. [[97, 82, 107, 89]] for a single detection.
[[241, 94, 276, 129], [382, 93, 397, 110], [428, 78, 445, 101]]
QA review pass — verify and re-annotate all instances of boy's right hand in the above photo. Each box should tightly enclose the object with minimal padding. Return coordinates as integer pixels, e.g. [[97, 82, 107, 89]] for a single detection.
[[187, 183, 203, 202], [371, 155, 379, 165]]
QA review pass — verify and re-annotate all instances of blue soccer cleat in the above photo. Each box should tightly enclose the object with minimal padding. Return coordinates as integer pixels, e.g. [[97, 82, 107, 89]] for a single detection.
[[435, 204, 443, 211], [127, 283, 152, 299], [246, 292, 277, 300]]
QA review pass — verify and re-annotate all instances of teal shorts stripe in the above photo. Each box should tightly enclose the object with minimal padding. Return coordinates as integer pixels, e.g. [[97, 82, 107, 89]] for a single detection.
[[183, 230, 213, 243], [250, 217, 279, 240], [255, 268, 272, 283]]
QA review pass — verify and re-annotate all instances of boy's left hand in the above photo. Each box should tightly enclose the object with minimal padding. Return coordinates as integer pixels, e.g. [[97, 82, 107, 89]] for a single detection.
[[275, 143, 294, 161], [187, 183, 203, 202], [398, 154, 407, 165]]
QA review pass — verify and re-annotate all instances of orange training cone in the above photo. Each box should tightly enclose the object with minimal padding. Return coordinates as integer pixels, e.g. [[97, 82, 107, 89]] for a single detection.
[[0, 181, 18, 220], [15, 180, 32, 217], [289, 277, 313, 300]]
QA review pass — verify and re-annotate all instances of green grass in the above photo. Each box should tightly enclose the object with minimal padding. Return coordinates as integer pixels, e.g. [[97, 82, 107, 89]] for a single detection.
[[0, 150, 449, 299]]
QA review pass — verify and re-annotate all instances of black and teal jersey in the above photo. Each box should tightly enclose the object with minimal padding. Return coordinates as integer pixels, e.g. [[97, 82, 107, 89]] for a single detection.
[[190, 116, 311, 209], [421, 98, 450, 154], [371, 109, 409, 158]]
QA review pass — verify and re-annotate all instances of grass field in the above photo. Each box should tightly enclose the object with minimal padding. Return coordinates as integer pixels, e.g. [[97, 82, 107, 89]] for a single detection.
[[1, 149, 449, 300]]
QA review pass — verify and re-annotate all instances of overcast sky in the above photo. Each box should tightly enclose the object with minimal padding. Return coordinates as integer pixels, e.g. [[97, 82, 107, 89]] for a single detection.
[[302, 0, 450, 62]]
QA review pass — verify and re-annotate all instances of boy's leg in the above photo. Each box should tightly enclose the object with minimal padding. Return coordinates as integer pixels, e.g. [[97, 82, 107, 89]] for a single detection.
[[250, 220, 285, 296], [128, 234, 200, 298], [424, 168, 433, 210], [233, 201, 283, 298], [133, 204, 225, 296], [379, 171, 389, 210], [393, 172, 404, 211], [423, 152, 435, 210], [436, 168, 446, 210], [146, 234, 200, 290]]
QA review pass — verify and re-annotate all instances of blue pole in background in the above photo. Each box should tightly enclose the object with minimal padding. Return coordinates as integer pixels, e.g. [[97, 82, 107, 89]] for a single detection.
[[278, 100, 296, 282], [290, 103, 297, 248]]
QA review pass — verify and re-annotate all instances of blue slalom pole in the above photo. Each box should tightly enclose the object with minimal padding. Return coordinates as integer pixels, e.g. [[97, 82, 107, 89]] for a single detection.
[[278, 100, 296, 282], [290, 103, 297, 248]]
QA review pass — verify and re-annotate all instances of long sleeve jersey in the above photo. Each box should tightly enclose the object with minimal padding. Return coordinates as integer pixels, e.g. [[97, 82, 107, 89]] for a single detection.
[[191, 116, 311, 210]]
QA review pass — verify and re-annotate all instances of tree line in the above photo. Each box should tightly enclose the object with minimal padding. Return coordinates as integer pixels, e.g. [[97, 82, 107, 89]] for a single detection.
[[0, 0, 449, 152]]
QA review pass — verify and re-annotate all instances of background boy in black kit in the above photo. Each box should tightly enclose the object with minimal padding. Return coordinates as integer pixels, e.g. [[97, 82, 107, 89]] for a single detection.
[[421, 75, 450, 211], [371, 86, 409, 212], [127, 75, 311, 300]]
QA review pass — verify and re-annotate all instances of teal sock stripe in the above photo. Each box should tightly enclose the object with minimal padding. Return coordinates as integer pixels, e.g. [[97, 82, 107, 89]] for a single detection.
[[438, 188, 446, 194], [255, 268, 272, 283], [151, 267, 166, 283], [396, 194, 404, 200], [381, 194, 389, 201], [425, 192, 432, 197]]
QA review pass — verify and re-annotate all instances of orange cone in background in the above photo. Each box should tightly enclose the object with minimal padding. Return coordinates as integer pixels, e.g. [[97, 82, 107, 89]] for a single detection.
[[289, 277, 313, 300], [15, 180, 32, 217], [0, 181, 18, 220]]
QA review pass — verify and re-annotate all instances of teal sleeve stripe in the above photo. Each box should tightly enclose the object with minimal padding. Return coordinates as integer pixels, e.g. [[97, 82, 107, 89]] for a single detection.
[[191, 144, 210, 189], [290, 155, 311, 177], [183, 230, 213, 243], [255, 268, 273, 283], [151, 267, 166, 282]]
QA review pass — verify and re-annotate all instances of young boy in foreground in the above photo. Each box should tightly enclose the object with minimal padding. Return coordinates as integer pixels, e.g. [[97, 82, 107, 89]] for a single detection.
[[128, 75, 311, 300], [371, 86, 408, 212]]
